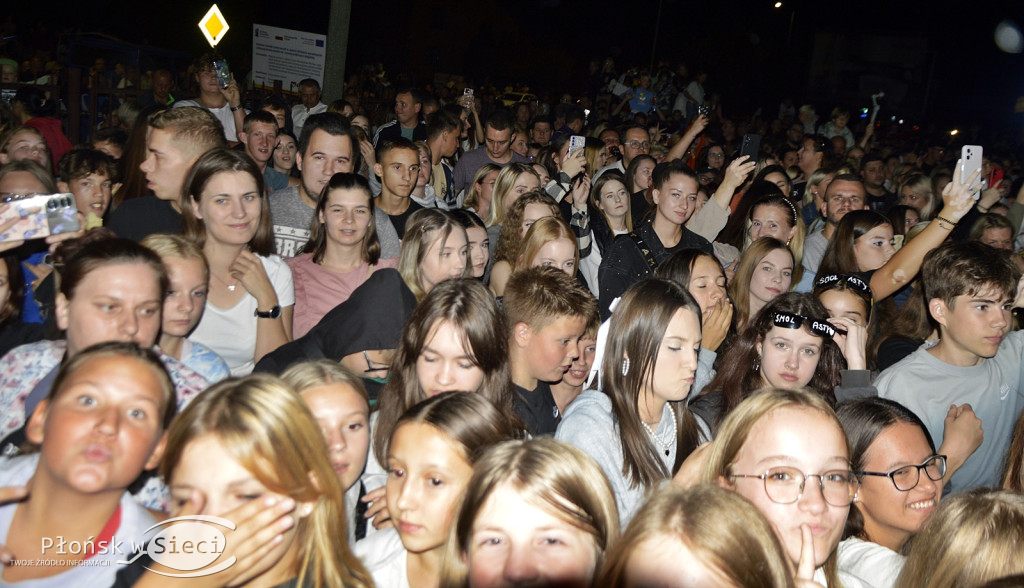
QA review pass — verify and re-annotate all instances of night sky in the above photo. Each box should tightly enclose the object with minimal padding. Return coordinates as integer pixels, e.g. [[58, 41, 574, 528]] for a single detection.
[[10, 0, 1024, 132]]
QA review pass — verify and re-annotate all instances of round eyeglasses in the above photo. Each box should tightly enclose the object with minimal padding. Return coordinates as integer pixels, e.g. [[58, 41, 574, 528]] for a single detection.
[[730, 466, 859, 507], [855, 455, 946, 492]]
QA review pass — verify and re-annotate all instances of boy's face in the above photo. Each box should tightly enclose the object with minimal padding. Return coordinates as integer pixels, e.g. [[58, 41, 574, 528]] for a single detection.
[[519, 315, 588, 383], [931, 286, 1012, 365], [27, 355, 168, 494], [373, 147, 419, 200], [59, 173, 113, 218]]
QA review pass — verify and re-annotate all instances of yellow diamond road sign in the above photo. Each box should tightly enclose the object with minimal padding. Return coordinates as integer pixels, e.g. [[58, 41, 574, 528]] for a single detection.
[[199, 4, 230, 47]]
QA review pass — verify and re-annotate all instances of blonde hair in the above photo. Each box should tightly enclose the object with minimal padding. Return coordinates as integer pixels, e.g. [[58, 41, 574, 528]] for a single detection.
[[896, 489, 1024, 588], [728, 237, 794, 328], [140, 233, 209, 276], [441, 439, 619, 587], [600, 485, 795, 587], [463, 163, 501, 215], [898, 173, 937, 221], [280, 359, 369, 406], [701, 388, 848, 588], [484, 163, 540, 227], [160, 374, 373, 588], [397, 209, 468, 300], [513, 216, 579, 272]]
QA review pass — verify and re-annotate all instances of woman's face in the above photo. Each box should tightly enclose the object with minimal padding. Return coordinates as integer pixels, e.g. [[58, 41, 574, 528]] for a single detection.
[[161, 256, 208, 338], [855, 422, 942, 550], [416, 319, 486, 397], [479, 170, 500, 203], [170, 434, 302, 578], [301, 382, 370, 492], [273, 135, 297, 171], [687, 255, 727, 316], [419, 228, 468, 293], [818, 289, 868, 326], [320, 187, 373, 250], [466, 483, 600, 588], [387, 422, 474, 555], [416, 148, 432, 187], [653, 173, 699, 227], [707, 147, 725, 169], [757, 325, 822, 390], [853, 224, 896, 272], [521, 203, 554, 236], [903, 209, 919, 232], [465, 226, 489, 278], [749, 204, 797, 244], [748, 249, 793, 309], [511, 134, 528, 158], [530, 238, 577, 277], [634, 160, 655, 191], [763, 172, 791, 196], [646, 308, 701, 405], [351, 115, 370, 134], [531, 164, 550, 186], [597, 179, 629, 223], [191, 171, 262, 247], [725, 406, 850, 569], [899, 187, 926, 213], [980, 227, 1013, 251], [58, 263, 163, 355], [503, 173, 541, 214]]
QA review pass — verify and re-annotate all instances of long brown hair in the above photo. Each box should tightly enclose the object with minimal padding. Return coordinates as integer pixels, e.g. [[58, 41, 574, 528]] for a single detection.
[[301, 172, 380, 265]]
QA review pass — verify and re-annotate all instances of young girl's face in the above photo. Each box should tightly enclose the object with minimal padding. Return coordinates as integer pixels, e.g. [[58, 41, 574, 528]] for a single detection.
[[749, 249, 793, 308], [530, 238, 576, 276], [320, 187, 372, 250], [504, 173, 541, 214], [853, 224, 896, 272], [416, 320, 486, 397], [725, 406, 851, 569], [531, 164, 550, 187], [634, 160, 655, 191], [646, 308, 701, 406], [170, 434, 301, 575], [416, 147, 432, 187], [191, 171, 262, 247], [479, 170, 500, 203], [687, 255, 727, 315], [419, 229, 468, 293], [273, 135, 297, 171], [465, 226, 489, 279], [162, 256, 208, 338], [521, 203, 553, 237], [653, 173, 699, 227], [387, 422, 474, 555], [818, 289, 869, 326], [466, 483, 600, 588], [29, 355, 167, 494], [855, 422, 942, 550], [562, 336, 597, 388], [756, 325, 821, 390], [597, 179, 629, 223], [624, 534, 733, 587], [301, 383, 370, 492]]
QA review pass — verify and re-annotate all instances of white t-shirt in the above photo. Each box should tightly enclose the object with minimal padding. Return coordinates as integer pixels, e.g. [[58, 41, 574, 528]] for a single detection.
[[354, 528, 410, 588], [188, 254, 294, 376], [837, 537, 904, 588], [174, 99, 240, 143]]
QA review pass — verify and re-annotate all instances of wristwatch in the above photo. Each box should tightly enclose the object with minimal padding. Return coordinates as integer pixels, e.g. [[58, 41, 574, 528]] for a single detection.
[[254, 305, 281, 319]]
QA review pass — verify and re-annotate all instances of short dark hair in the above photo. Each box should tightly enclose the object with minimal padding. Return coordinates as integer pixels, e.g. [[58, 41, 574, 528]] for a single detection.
[[395, 86, 422, 105], [242, 109, 279, 134], [485, 109, 515, 133], [297, 112, 361, 172], [88, 127, 128, 151], [860, 153, 885, 171], [376, 137, 419, 162], [58, 147, 118, 183], [922, 241, 1020, 310], [426, 109, 462, 141], [298, 78, 321, 91], [529, 115, 553, 131]]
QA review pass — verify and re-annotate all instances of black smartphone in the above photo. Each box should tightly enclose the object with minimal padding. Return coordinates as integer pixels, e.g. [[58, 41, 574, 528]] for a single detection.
[[739, 133, 762, 161]]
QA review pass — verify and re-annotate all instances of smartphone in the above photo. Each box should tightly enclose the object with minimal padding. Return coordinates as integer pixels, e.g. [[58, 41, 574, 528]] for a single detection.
[[697, 104, 710, 118], [960, 145, 983, 194], [463, 88, 473, 98], [989, 167, 1004, 189], [0, 193, 81, 242], [212, 59, 232, 89], [568, 135, 586, 158], [739, 133, 762, 161]]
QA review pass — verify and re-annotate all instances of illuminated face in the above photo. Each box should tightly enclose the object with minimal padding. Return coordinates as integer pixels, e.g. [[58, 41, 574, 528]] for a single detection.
[[749, 204, 796, 244], [161, 256, 208, 338], [301, 383, 370, 492], [503, 173, 541, 215], [319, 187, 372, 249], [853, 224, 896, 272], [980, 227, 1013, 251], [140, 128, 194, 202], [687, 255, 727, 316], [416, 320, 486, 397], [644, 308, 701, 407], [633, 160, 655, 191], [596, 179, 629, 225], [899, 187, 926, 213], [465, 226, 490, 279], [485, 127, 513, 160], [756, 324, 821, 390], [60, 173, 113, 218], [190, 171, 262, 247], [521, 203, 554, 236], [394, 92, 420, 126], [823, 180, 866, 226], [419, 229, 469, 293], [931, 287, 1012, 364], [520, 315, 588, 383], [241, 121, 279, 166], [296, 130, 354, 201], [387, 423, 474, 555], [273, 134, 298, 171], [818, 289, 868, 326], [466, 483, 600, 588], [726, 406, 850, 569], [622, 129, 651, 163], [652, 172, 699, 227], [748, 249, 793, 310], [28, 355, 167, 494], [529, 238, 576, 276], [562, 336, 597, 388], [373, 147, 420, 200]]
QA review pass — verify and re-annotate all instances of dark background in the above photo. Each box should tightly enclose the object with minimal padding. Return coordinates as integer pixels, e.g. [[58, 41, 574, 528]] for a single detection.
[[7, 0, 1024, 134]]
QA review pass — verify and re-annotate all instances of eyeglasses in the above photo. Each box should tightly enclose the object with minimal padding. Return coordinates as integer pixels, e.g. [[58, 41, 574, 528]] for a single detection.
[[625, 141, 651, 150], [814, 274, 872, 298], [731, 466, 859, 507], [856, 455, 946, 491], [363, 350, 390, 374], [771, 310, 836, 338]]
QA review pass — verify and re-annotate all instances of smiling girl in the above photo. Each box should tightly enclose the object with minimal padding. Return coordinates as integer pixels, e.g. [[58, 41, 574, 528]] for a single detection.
[[729, 237, 795, 329]]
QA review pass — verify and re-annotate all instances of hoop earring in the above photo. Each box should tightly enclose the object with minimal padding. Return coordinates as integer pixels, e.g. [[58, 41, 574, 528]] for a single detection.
[[621, 358, 630, 377]]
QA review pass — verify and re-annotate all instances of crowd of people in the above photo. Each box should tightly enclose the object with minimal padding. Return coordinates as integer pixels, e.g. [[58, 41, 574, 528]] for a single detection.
[[0, 45, 1024, 588]]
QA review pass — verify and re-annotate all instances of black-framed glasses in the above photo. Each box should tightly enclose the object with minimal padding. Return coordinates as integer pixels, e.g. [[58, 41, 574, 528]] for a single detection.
[[625, 141, 651, 150], [731, 466, 859, 507], [771, 310, 836, 338], [856, 455, 946, 492], [815, 274, 872, 298], [363, 350, 389, 374]]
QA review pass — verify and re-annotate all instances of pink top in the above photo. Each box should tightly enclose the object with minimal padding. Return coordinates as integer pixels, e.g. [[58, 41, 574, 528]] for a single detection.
[[287, 253, 399, 338]]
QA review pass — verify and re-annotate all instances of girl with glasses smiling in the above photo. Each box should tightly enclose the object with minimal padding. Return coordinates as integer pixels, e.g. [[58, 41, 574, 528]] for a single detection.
[[835, 397, 982, 588]]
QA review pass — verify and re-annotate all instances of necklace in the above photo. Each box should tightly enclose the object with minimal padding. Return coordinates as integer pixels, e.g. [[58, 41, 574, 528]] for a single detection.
[[641, 406, 677, 457], [212, 272, 237, 292]]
